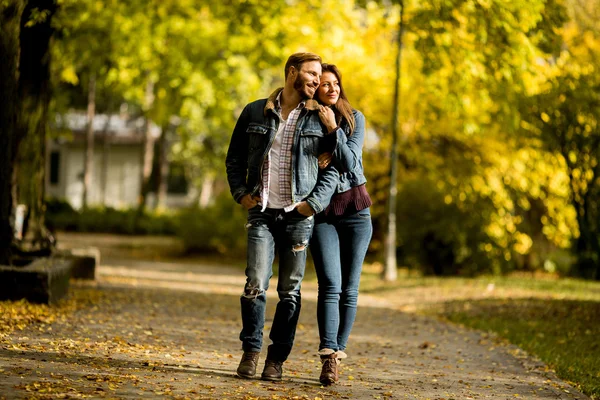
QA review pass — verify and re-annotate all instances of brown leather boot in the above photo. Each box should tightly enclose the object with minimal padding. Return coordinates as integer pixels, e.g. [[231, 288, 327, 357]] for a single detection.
[[236, 351, 260, 379], [319, 353, 339, 386], [261, 359, 283, 381]]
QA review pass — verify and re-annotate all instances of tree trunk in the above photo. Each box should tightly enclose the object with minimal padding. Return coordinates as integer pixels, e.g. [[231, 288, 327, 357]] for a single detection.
[[383, 1, 404, 281], [198, 175, 215, 209], [156, 122, 170, 210], [15, 0, 56, 249], [138, 77, 155, 211], [0, 0, 25, 265], [100, 116, 113, 205], [82, 72, 96, 209]]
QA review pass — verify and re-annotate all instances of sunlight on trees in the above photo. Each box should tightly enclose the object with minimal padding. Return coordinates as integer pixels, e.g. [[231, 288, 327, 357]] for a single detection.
[[2, 0, 599, 278]]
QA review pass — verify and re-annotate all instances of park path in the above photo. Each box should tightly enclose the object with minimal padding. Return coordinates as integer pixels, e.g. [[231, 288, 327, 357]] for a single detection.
[[0, 242, 591, 399]]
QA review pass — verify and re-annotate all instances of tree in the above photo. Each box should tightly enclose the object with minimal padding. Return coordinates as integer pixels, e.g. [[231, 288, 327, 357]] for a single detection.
[[15, 0, 57, 251], [0, 0, 25, 265], [361, 0, 572, 275], [383, 0, 404, 281], [82, 72, 96, 209], [52, 0, 134, 210], [31, 0, 590, 279], [528, 0, 600, 278]]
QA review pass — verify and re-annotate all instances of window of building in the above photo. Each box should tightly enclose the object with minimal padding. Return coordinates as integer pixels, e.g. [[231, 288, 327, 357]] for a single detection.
[[168, 163, 189, 194], [49, 151, 60, 185]]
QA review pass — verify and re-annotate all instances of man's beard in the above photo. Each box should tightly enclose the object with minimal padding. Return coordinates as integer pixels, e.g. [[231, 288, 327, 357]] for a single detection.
[[294, 75, 315, 99]]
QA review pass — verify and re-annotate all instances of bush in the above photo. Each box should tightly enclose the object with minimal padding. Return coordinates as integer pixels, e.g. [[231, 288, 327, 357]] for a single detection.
[[395, 179, 495, 276], [393, 174, 580, 277], [45, 195, 250, 258], [45, 198, 75, 214], [45, 198, 178, 235], [177, 192, 247, 258]]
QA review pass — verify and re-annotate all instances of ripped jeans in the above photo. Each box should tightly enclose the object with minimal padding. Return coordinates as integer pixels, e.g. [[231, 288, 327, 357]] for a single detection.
[[240, 207, 314, 362]]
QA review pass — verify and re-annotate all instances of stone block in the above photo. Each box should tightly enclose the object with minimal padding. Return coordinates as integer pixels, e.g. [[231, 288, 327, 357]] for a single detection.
[[65, 247, 99, 280], [0, 257, 73, 304]]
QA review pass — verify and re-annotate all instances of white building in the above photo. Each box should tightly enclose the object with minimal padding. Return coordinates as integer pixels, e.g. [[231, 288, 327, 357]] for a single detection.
[[46, 112, 194, 210]]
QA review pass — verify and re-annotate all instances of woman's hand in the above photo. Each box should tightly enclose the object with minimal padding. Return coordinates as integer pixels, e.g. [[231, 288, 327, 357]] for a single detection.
[[318, 153, 332, 169], [318, 105, 337, 133]]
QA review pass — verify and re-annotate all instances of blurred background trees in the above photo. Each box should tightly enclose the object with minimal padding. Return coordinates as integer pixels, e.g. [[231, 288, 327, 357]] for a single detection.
[[2, 0, 599, 279]]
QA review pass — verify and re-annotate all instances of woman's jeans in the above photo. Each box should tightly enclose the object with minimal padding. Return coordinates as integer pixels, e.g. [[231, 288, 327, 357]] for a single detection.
[[310, 208, 372, 351], [240, 207, 314, 362]]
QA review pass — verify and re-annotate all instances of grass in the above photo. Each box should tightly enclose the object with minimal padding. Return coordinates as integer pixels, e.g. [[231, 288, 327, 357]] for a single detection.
[[441, 298, 600, 399], [358, 265, 600, 399]]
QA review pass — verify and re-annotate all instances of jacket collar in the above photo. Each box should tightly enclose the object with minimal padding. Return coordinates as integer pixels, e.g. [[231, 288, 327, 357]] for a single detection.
[[264, 87, 319, 116]]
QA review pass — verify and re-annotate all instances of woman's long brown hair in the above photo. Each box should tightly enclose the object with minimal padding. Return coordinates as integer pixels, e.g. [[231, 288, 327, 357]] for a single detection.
[[321, 63, 355, 134]]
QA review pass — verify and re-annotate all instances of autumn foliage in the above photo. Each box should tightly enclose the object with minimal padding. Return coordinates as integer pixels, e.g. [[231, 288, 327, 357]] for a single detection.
[[2, 0, 599, 278]]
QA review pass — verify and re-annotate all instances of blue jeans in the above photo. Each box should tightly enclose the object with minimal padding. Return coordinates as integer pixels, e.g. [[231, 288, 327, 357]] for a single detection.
[[240, 207, 314, 362], [310, 208, 372, 351]]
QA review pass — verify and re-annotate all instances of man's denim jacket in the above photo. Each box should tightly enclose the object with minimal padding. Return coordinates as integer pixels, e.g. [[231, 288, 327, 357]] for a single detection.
[[225, 91, 338, 214]]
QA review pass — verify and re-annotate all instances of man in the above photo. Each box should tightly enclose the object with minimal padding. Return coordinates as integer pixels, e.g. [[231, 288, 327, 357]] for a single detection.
[[226, 52, 338, 381]]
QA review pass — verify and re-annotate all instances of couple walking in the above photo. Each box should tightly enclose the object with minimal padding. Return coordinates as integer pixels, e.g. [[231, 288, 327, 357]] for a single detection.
[[225, 52, 372, 385]]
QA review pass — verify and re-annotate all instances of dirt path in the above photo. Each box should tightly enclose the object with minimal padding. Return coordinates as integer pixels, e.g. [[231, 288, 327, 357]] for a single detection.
[[0, 252, 590, 400]]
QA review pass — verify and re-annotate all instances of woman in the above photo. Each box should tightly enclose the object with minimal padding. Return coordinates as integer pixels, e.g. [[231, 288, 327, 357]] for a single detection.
[[311, 63, 373, 386]]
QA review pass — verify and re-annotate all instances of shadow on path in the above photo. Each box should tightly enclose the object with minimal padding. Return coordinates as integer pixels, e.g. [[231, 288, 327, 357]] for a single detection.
[[0, 259, 590, 399]]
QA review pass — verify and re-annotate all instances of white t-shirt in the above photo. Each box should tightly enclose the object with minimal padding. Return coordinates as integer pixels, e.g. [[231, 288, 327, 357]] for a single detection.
[[265, 121, 287, 209]]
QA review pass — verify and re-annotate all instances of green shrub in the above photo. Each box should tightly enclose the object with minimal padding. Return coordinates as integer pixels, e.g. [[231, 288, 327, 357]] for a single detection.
[[45, 198, 178, 235], [45, 198, 75, 214], [177, 192, 247, 258], [395, 179, 495, 276], [46, 195, 250, 258], [394, 177, 570, 277]]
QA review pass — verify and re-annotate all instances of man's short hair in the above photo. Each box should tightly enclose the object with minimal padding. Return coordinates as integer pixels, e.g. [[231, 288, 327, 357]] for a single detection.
[[284, 52, 322, 80]]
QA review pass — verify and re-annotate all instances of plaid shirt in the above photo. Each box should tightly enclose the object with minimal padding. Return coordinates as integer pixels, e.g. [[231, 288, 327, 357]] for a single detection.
[[261, 94, 306, 211]]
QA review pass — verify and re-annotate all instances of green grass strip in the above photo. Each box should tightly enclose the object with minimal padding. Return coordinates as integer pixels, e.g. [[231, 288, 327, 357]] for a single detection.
[[440, 298, 600, 399]]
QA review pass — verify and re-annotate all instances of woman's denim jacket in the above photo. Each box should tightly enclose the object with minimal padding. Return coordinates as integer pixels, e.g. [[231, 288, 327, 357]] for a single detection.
[[328, 109, 368, 193], [225, 93, 338, 214]]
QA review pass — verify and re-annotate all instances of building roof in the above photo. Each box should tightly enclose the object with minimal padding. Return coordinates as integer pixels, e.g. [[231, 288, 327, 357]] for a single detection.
[[54, 112, 162, 145]]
